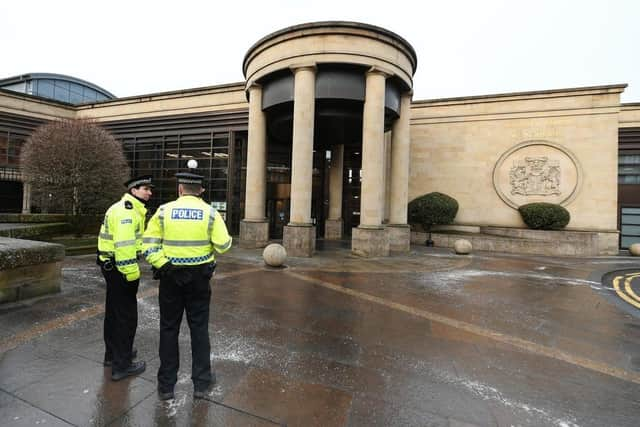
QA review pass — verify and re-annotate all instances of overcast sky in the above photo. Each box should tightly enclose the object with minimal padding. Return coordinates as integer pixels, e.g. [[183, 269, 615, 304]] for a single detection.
[[1, 0, 639, 102]]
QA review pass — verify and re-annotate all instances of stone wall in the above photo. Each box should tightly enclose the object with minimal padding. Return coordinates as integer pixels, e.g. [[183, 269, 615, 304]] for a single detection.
[[409, 85, 624, 233], [0, 237, 64, 303], [411, 227, 618, 256]]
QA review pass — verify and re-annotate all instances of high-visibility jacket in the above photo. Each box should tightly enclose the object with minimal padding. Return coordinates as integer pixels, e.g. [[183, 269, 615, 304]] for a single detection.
[[98, 193, 147, 281], [142, 195, 232, 269]]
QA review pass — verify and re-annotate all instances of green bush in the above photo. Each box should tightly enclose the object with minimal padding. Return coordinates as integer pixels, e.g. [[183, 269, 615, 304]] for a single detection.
[[408, 192, 459, 232], [518, 203, 570, 230], [65, 214, 102, 236]]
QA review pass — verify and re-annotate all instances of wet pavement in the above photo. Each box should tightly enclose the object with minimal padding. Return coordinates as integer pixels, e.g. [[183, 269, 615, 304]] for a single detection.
[[1, 242, 639, 426]]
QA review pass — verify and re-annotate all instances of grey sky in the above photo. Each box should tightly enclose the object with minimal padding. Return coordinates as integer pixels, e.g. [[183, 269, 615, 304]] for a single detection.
[[1, 0, 639, 102]]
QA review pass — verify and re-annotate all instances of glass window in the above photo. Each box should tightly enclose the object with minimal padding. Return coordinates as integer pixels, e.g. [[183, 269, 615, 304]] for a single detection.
[[619, 175, 640, 184], [621, 236, 640, 249], [619, 154, 640, 164], [53, 80, 70, 103], [618, 154, 640, 184], [69, 83, 84, 104], [621, 225, 640, 235], [70, 90, 83, 104], [36, 79, 54, 98], [621, 214, 640, 225], [0, 133, 8, 164], [82, 87, 98, 102], [7, 138, 22, 165]]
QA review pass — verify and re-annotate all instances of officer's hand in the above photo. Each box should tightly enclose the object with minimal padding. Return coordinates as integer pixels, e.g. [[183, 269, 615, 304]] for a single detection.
[[153, 262, 174, 280]]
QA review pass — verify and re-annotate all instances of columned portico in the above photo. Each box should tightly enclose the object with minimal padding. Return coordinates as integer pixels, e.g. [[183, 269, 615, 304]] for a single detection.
[[243, 22, 417, 257], [283, 65, 316, 257], [387, 92, 412, 252], [240, 83, 269, 248], [325, 144, 344, 240], [352, 68, 390, 257], [21, 182, 31, 214]]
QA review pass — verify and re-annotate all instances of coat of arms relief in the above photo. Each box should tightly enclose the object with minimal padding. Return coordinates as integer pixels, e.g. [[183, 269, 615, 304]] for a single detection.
[[509, 156, 561, 196]]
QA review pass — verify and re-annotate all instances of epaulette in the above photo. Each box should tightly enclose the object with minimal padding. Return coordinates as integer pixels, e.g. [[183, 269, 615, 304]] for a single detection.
[[124, 200, 133, 209]]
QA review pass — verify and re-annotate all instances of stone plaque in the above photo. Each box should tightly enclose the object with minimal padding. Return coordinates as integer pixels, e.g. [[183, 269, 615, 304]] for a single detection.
[[493, 140, 581, 209]]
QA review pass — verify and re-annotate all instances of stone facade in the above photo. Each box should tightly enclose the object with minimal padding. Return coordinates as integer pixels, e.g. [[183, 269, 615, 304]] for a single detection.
[[387, 224, 411, 253], [0, 22, 634, 257], [352, 227, 390, 257], [283, 224, 316, 257], [409, 85, 623, 233], [239, 220, 269, 248], [324, 219, 343, 240]]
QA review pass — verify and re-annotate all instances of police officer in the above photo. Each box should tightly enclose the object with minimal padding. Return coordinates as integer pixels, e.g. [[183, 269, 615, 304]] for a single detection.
[[97, 175, 152, 381], [143, 168, 232, 401]]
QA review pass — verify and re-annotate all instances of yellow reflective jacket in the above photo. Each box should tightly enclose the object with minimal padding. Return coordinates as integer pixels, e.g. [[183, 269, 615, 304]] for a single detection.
[[142, 195, 232, 268], [97, 193, 147, 281]]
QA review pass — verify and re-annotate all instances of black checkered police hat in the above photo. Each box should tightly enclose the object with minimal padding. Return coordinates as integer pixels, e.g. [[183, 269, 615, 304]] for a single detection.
[[124, 175, 154, 190], [175, 172, 204, 186]]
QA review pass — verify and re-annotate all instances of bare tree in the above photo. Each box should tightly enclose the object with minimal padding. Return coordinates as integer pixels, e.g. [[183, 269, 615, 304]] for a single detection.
[[21, 119, 130, 216]]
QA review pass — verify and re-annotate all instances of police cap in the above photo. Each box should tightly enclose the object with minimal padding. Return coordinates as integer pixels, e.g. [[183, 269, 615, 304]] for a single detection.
[[175, 172, 204, 186], [125, 175, 154, 190]]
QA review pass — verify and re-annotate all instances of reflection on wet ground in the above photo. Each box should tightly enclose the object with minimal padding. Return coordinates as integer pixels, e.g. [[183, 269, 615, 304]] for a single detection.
[[1, 244, 639, 426]]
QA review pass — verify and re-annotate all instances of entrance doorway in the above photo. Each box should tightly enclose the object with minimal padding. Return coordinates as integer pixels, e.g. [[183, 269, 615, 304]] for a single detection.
[[0, 180, 22, 213], [265, 147, 331, 239]]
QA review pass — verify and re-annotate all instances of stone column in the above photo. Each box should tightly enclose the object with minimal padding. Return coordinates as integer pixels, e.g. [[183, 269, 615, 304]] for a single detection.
[[283, 65, 316, 257], [352, 67, 390, 257], [383, 131, 392, 223], [240, 83, 269, 248], [21, 182, 31, 214], [325, 144, 344, 240], [388, 91, 412, 252]]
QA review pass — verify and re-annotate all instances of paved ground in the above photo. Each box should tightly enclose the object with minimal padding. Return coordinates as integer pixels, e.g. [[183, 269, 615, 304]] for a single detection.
[[1, 242, 640, 426]]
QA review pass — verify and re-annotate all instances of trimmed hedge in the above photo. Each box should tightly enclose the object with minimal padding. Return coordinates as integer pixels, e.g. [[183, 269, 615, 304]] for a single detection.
[[518, 202, 570, 230], [408, 192, 459, 231]]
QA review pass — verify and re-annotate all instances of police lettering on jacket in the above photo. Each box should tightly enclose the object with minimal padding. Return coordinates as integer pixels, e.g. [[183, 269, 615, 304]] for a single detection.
[[171, 208, 204, 220]]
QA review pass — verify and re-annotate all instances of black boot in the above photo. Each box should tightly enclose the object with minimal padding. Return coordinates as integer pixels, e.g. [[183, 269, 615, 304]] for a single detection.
[[104, 348, 137, 367], [111, 360, 146, 381]]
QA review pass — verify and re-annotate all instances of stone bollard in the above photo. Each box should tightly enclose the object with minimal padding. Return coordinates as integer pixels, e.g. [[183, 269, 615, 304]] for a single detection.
[[263, 243, 287, 267], [629, 243, 640, 256], [454, 239, 472, 255]]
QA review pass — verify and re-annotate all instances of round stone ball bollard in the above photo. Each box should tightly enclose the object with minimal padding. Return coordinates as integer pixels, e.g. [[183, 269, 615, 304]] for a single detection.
[[454, 239, 472, 255], [263, 243, 287, 267], [629, 243, 640, 256]]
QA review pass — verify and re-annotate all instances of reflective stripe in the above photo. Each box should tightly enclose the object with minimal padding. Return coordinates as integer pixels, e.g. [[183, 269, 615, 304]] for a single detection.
[[158, 206, 165, 233], [99, 250, 114, 257], [214, 238, 232, 252], [115, 258, 137, 266], [135, 233, 142, 239], [100, 233, 113, 240], [168, 253, 214, 265], [143, 237, 162, 244], [115, 239, 137, 248], [163, 239, 210, 247], [143, 247, 161, 257], [207, 207, 216, 238]]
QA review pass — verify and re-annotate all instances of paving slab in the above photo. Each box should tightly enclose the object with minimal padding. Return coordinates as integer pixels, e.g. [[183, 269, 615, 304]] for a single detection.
[[0, 245, 639, 426]]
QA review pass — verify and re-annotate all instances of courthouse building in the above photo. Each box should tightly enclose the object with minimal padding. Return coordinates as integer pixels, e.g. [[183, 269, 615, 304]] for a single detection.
[[1, 22, 639, 256]]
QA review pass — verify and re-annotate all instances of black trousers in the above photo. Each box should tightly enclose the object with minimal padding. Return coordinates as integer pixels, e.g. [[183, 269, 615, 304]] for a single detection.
[[158, 264, 214, 392], [102, 265, 139, 372]]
